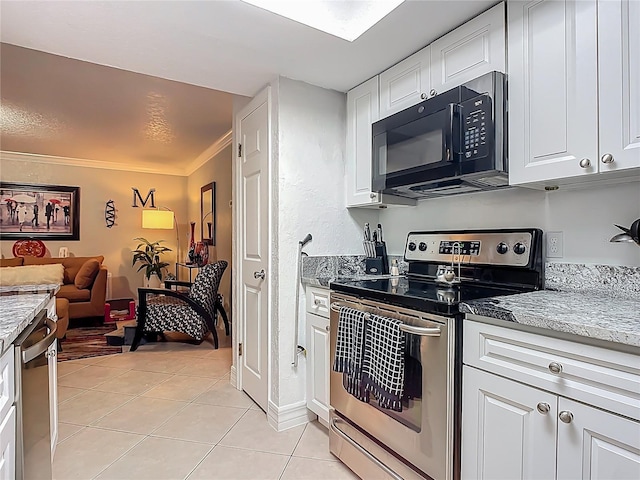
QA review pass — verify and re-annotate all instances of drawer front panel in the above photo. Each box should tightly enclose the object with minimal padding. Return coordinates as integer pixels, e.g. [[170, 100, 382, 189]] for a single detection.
[[464, 320, 640, 421], [306, 286, 330, 318], [0, 348, 15, 423]]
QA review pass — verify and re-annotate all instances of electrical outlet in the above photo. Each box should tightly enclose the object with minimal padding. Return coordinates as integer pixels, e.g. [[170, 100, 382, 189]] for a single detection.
[[546, 231, 563, 258]]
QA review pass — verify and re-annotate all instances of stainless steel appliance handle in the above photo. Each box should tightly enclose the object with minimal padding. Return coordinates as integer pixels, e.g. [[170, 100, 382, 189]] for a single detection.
[[330, 417, 403, 480], [398, 323, 441, 337], [22, 317, 57, 364], [330, 302, 441, 337]]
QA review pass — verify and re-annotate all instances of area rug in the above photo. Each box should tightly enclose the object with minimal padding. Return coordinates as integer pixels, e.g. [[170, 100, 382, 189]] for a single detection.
[[57, 325, 122, 362]]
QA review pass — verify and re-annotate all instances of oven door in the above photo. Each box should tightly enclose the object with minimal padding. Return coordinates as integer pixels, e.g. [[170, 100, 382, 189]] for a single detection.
[[329, 293, 456, 480]]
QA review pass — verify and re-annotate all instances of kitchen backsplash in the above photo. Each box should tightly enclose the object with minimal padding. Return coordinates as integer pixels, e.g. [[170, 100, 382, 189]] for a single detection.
[[303, 256, 640, 300], [302, 255, 408, 279], [545, 263, 640, 300]]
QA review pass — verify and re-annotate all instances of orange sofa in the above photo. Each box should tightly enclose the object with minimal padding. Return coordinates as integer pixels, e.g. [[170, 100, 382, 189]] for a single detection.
[[1, 256, 108, 320]]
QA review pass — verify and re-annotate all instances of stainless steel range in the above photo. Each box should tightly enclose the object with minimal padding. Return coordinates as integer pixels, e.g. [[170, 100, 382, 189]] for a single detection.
[[329, 229, 544, 480]]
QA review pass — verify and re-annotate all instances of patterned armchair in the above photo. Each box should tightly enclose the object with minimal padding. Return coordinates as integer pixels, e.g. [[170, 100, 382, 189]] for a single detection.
[[131, 260, 229, 351]]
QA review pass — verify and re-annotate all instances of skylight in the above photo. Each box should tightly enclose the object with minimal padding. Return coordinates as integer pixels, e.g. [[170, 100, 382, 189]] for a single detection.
[[241, 0, 405, 42]]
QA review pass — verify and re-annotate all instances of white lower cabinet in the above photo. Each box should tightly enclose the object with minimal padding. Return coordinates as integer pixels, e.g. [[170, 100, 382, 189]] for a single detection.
[[0, 406, 16, 480], [557, 398, 640, 480], [462, 320, 640, 480], [305, 286, 330, 424], [462, 366, 557, 480]]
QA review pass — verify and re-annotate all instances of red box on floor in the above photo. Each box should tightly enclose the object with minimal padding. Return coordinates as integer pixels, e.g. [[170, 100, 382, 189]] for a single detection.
[[104, 298, 136, 323]]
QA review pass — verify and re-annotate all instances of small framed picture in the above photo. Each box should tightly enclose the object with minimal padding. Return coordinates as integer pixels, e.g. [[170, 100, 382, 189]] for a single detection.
[[0, 182, 80, 241]]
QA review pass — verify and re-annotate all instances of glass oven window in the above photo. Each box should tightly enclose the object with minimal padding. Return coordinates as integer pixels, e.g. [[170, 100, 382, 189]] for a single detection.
[[378, 110, 448, 176]]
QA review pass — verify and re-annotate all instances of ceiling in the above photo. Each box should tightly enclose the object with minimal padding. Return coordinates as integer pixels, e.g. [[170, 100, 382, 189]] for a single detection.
[[0, 0, 497, 173], [0, 44, 235, 175]]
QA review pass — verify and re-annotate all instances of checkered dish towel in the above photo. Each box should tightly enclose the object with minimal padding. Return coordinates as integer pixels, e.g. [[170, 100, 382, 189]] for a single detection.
[[332, 306, 369, 403], [362, 313, 406, 412]]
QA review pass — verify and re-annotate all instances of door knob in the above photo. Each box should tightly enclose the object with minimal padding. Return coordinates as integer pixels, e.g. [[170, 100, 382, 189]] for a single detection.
[[253, 269, 265, 280], [601, 153, 614, 164], [579, 158, 591, 168], [559, 411, 574, 424]]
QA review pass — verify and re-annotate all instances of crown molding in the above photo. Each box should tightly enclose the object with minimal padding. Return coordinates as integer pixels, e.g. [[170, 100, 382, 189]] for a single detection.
[[0, 150, 186, 176], [185, 129, 233, 176]]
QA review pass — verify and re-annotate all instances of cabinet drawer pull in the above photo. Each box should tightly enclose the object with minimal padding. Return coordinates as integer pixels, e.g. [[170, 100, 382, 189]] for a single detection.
[[548, 362, 563, 374], [314, 299, 322, 306], [536, 402, 550, 415], [559, 410, 573, 424]]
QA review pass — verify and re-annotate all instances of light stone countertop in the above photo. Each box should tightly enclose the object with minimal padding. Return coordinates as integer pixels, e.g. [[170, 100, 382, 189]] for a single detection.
[[0, 293, 52, 353], [460, 290, 640, 348]]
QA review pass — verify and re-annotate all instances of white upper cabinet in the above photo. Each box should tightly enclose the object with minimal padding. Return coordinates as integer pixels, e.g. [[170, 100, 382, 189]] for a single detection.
[[346, 77, 381, 207], [346, 77, 415, 208], [598, 0, 640, 172], [508, 0, 599, 185], [509, 0, 640, 187], [431, 2, 506, 95], [379, 46, 431, 118]]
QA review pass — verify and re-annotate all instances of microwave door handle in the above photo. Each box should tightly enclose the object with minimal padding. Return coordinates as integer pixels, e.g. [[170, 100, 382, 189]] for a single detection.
[[445, 103, 456, 162]]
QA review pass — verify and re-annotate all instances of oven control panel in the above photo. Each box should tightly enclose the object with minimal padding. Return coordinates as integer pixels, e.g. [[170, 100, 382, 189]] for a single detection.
[[405, 231, 534, 266]]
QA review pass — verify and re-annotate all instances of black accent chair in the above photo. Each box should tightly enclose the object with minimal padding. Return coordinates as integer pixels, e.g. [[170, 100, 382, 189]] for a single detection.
[[131, 260, 229, 351]]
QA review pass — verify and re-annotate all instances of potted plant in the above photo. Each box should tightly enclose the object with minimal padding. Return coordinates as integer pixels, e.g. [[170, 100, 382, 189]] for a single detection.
[[131, 237, 172, 288]]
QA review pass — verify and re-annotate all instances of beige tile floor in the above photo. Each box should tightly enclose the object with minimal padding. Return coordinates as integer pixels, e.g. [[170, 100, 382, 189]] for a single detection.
[[54, 338, 358, 480]]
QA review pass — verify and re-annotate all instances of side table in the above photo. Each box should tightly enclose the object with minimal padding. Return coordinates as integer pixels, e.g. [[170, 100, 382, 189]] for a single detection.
[[175, 262, 201, 282]]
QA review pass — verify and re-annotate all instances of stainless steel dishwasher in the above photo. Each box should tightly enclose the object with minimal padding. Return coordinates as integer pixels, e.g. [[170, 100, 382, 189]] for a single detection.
[[14, 310, 56, 480]]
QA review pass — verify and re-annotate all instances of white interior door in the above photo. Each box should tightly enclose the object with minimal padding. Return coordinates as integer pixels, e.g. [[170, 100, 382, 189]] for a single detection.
[[237, 90, 270, 411]]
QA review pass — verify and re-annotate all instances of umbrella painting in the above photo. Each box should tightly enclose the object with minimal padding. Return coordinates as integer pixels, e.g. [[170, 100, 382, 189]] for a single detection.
[[0, 183, 80, 240]]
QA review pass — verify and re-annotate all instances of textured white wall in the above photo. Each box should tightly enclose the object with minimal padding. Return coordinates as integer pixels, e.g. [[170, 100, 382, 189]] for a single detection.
[[378, 181, 640, 267], [273, 77, 377, 408]]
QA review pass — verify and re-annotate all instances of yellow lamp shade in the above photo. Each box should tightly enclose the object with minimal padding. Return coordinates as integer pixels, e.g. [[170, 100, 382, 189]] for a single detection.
[[142, 210, 174, 229]]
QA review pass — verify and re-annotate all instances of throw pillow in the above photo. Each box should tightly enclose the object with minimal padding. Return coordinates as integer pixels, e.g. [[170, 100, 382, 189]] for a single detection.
[[0, 264, 64, 286], [74, 259, 100, 289]]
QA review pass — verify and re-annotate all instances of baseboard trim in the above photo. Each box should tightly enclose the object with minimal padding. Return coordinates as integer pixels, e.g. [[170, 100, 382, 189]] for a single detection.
[[230, 365, 237, 388], [267, 400, 315, 432]]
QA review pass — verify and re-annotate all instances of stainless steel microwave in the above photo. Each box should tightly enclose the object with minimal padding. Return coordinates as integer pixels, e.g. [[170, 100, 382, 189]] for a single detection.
[[372, 71, 508, 198]]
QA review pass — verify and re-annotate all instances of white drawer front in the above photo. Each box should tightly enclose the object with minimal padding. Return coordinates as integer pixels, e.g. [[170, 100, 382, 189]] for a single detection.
[[464, 320, 640, 421], [0, 348, 15, 423], [305, 286, 330, 318]]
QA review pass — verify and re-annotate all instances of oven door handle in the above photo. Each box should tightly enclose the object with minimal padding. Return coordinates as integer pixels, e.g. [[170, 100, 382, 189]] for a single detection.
[[399, 323, 441, 337], [330, 416, 403, 480], [22, 317, 57, 364]]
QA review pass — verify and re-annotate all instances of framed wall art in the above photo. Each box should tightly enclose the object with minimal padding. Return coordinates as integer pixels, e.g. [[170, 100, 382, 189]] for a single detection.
[[0, 182, 80, 241]]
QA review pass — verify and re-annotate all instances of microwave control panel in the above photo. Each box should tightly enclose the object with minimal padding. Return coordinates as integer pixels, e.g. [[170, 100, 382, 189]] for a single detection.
[[462, 94, 492, 160]]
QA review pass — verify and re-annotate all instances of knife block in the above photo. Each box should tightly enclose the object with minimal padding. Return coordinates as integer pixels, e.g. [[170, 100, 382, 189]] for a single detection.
[[365, 242, 389, 275]]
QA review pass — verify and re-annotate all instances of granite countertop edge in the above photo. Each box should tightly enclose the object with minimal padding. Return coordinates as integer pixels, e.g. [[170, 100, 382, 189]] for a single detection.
[[460, 290, 640, 349], [0, 293, 52, 353]]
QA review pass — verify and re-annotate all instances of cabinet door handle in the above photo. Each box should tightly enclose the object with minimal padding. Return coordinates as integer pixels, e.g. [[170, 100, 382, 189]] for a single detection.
[[559, 411, 573, 424], [369, 193, 377, 199], [548, 361, 563, 374], [429, 89, 437, 97], [579, 158, 591, 168], [420, 92, 427, 100], [601, 153, 614, 164], [536, 402, 550, 414], [325, 325, 330, 332], [253, 270, 265, 280]]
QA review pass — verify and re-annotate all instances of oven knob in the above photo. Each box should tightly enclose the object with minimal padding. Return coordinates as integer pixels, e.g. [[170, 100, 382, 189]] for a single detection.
[[496, 242, 509, 254], [408, 242, 417, 251], [513, 243, 527, 255], [418, 242, 427, 251]]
